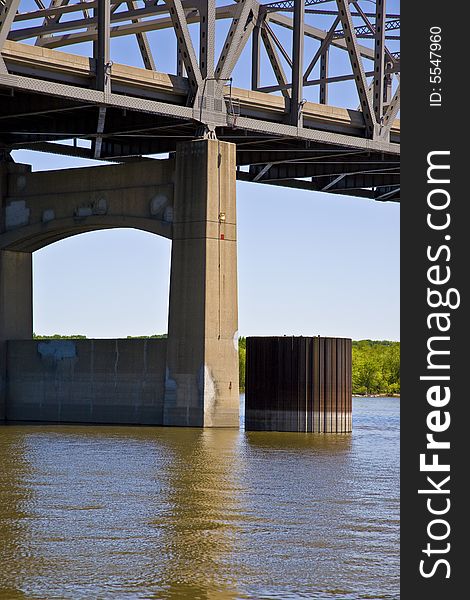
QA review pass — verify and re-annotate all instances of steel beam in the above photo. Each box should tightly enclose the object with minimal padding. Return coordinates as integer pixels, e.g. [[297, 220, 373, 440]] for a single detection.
[[199, 0, 215, 79], [264, 0, 332, 10], [289, 0, 304, 126], [373, 0, 386, 122], [264, 21, 292, 68], [375, 185, 400, 201], [303, 15, 339, 82], [251, 159, 398, 182], [0, 69, 400, 154], [322, 173, 345, 191], [380, 83, 400, 140], [177, 38, 185, 77], [319, 46, 328, 104], [335, 0, 375, 138], [305, 8, 400, 18], [0, 71, 195, 120], [237, 116, 400, 155], [0, 102, 90, 120], [0, 0, 400, 195], [14, 3, 203, 42], [0, 1, 21, 54], [251, 23, 261, 90], [384, 66, 392, 104], [126, 0, 156, 70], [215, 0, 257, 95], [259, 64, 398, 94], [268, 11, 376, 61], [96, 0, 111, 94], [320, 170, 399, 190], [166, 0, 202, 96], [93, 106, 107, 158], [34, 0, 70, 47], [350, 1, 397, 67], [252, 162, 273, 181], [239, 170, 399, 201], [9, 140, 96, 159], [260, 24, 291, 99], [16, 1, 127, 22], [333, 17, 399, 40], [236, 147, 367, 166]]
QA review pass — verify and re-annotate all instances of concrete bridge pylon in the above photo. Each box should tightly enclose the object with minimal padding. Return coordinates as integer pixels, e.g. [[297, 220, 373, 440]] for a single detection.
[[1, 162, 34, 421], [0, 140, 239, 427], [165, 140, 239, 427]]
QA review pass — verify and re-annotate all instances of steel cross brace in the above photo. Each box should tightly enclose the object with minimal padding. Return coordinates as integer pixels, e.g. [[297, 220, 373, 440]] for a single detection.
[[334, 0, 376, 138], [165, 0, 202, 98], [215, 0, 257, 95], [0, 1, 20, 73]]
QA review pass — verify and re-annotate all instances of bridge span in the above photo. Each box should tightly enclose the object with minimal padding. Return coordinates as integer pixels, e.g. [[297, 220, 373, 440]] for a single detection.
[[0, 1, 399, 427]]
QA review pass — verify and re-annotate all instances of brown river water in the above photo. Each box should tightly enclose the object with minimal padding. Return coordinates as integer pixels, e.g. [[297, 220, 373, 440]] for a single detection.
[[0, 396, 399, 600]]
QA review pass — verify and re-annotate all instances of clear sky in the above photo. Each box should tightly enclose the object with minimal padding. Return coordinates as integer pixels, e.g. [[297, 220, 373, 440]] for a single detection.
[[13, 149, 399, 341], [11, 1, 400, 341]]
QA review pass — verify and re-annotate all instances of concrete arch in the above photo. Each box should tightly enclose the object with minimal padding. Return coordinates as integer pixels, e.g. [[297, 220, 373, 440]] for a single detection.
[[1, 141, 239, 428], [1, 216, 172, 252], [1, 159, 175, 252]]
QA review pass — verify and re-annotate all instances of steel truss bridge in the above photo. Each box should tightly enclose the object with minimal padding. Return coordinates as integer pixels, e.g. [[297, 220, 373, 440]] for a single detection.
[[0, 0, 400, 201]]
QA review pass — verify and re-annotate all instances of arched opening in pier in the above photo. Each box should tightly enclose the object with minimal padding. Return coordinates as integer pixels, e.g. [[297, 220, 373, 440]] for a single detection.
[[33, 228, 171, 339]]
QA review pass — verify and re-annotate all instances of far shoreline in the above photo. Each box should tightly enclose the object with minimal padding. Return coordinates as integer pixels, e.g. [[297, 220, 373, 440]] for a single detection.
[[353, 394, 400, 398]]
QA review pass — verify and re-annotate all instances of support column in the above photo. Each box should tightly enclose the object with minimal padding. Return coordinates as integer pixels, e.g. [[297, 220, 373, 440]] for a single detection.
[[290, 0, 304, 126], [0, 162, 33, 420], [0, 250, 33, 420], [164, 139, 239, 427]]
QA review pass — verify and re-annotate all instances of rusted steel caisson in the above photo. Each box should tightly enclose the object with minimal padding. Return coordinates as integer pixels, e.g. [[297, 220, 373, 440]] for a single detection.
[[245, 336, 352, 432]]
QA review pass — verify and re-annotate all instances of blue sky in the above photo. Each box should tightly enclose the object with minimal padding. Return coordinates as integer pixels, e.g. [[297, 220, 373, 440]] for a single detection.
[[13, 149, 399, 341], [11, 1, 400, 341]]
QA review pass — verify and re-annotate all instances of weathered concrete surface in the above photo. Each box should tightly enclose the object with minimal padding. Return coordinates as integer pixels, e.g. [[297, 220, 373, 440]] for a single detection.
[[164, 140, 239, 427], [1, 145, 239, 427], [1, 159, 174, 252], [1, 162, 34, 420], [0, 251, 32, 421], [6, 339, 166, 424]]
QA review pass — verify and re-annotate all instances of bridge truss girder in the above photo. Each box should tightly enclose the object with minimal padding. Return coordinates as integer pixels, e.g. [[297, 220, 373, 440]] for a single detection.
[[0, 0, 400, 201]]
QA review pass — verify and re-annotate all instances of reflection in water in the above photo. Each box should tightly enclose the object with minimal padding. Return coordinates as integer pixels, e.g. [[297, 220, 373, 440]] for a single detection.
[[0, 398, 399, 600], [245, 430, 352, 452], [0, 433, 35, 600], [150, 429, 244, 599]]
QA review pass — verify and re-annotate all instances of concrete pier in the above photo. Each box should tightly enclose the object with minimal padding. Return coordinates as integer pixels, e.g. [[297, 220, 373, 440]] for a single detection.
[[1, 163, 34, 420], [164, 140, 239, 427], [6, 339, 166, 424], [0, 140, 239, 427], [245, 336, 352, 433]]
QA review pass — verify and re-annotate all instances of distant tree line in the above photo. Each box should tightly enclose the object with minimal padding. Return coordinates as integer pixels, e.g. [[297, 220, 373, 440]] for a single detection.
[[33, 334, 87, 340], [352, 340, 400, 396], [34, 334, 399, 396], [33, 334, 167, 339], [239, 336, 246, 391]]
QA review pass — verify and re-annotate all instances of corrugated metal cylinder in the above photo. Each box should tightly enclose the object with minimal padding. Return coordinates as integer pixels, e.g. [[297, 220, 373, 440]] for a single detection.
[[245, 336, 352, 432]]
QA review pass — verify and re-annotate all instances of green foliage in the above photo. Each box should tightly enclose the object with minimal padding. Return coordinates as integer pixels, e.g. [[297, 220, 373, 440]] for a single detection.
[[33, 334, 168, 339], [125, 334, 168, 339], [239, 337, 246, 391], [33, 333, 87, 340], [352, 340, 400, 395]]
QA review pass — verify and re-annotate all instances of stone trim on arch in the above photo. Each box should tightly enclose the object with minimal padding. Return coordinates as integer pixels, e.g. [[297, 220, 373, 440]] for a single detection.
[[1, 140, 239, 428], [1, 159, 175, 252]]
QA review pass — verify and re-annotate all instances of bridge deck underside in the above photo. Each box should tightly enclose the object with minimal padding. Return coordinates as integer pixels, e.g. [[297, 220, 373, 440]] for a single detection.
[[1, 87, 399, 202], [1, 36, 399, 202]]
